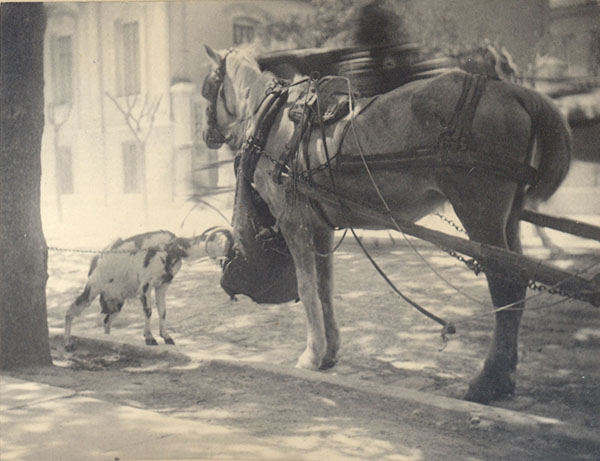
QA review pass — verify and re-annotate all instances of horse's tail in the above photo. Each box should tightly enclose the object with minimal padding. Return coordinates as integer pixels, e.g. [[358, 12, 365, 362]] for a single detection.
[[515, 86, 571, 202]]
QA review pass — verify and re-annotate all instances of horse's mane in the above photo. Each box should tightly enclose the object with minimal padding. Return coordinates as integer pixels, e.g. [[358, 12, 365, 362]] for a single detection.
[[226, 48, 280, 110]]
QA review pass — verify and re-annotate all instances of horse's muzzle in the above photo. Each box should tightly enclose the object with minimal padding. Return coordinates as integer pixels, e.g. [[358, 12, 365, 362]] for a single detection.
[[203, 129, 224, 150]]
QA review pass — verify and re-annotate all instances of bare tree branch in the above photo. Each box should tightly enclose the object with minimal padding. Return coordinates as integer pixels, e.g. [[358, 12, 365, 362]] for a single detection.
[[105, 91, 161, 145]]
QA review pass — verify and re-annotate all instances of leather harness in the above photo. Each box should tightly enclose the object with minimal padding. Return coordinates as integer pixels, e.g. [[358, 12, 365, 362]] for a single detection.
[[221, 72, 539, 190], [333, 73, 538, 185]]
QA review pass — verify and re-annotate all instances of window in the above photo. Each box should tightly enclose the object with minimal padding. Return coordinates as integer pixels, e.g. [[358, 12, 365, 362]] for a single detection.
[[57, 146, 74, 194], [122, 141, 142, 193], [53, 35, 73, 104], [117, 21, 141, 96], [233, 22, 255, 45]]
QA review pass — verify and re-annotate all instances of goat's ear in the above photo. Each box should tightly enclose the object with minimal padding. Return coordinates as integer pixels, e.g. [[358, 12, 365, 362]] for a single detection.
[[204, 45, 222, 66]]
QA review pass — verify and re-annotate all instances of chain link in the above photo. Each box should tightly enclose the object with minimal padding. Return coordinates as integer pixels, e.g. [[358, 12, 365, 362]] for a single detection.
[[434, 211, 467, 234], [440, 247, 484, 275]]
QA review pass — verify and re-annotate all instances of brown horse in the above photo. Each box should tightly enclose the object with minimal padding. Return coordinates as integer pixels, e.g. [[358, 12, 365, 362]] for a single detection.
[[201, 45, 571, 403]]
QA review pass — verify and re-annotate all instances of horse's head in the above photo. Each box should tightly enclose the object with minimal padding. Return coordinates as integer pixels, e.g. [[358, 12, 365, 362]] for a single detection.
[[201, 46, 236, 149], [201, 45, 264, 150]]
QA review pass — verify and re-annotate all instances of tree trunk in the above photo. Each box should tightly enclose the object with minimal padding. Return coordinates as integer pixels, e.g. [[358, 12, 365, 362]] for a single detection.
[[0, 3, 52, 369]]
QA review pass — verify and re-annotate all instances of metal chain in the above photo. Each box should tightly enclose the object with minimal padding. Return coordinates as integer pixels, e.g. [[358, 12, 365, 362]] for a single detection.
[[526, 278, 591, 303], [48, 246, 146, 255], [430, 212, 596, 302], [439, 247, 484, 275], [240, 116, 598, 307], [434, 211, 467, 234]]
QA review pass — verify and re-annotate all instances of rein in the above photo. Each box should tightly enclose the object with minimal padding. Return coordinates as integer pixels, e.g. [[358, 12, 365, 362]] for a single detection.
[[233, 73, 456, 334], [206, 56, 539, 334]]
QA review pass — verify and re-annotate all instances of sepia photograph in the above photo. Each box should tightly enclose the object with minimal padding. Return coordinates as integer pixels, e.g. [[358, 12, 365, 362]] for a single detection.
[[1, 1, 599, 459]]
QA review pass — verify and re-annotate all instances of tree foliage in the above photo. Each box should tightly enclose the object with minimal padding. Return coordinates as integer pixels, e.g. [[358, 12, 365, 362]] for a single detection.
[[258, 0, 461, 54]]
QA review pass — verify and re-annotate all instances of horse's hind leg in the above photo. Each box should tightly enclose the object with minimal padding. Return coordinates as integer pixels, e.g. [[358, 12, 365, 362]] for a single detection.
[[446, 182, 528, 403], [466, 208, 527, 403]]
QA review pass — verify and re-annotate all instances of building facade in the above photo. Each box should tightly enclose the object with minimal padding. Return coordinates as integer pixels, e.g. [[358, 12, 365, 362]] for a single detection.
[[41, 1, 598, 238], [41, 1, 311, 235]]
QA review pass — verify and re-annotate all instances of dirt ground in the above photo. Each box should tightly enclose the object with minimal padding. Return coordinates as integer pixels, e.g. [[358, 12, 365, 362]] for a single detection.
[[5, 235, 600, 458]]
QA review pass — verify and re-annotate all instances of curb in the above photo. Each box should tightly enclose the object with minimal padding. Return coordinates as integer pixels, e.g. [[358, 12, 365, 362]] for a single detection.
[[233, 359, 600, 448], [50, 334, 600, 450]]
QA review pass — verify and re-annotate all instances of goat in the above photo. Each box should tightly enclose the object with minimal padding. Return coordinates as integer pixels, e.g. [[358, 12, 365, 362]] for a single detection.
[[64, 228, 233, 351]]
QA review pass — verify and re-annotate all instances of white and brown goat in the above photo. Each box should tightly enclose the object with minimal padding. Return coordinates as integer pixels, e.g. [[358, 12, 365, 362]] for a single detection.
[[64, 228, 233, 350]]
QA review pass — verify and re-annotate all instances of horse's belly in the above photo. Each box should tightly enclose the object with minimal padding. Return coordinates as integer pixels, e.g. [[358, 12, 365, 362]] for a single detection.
[[312, 169, 446, 229]]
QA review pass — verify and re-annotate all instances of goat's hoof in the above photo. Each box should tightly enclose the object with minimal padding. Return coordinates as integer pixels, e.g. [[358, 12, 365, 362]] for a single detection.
[[145, 338, 159, 346], [65, 343, 75, 352], [164, 337, 175, 345]]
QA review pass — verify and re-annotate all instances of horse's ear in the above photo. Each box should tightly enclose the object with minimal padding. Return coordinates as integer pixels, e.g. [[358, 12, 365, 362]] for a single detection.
[[204, 45, 223, 65]]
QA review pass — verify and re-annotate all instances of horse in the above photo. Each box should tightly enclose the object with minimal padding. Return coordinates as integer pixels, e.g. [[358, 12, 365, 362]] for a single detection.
[[201, 45, 571, 404]]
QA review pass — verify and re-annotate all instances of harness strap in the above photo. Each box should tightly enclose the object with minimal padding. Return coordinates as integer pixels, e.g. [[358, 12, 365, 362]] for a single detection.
[[338, 150, 539, 185], [333, 72, 537, 185], [439, 73, 487, 153], [240, 89, 289, 181], [273, 112, 312, 184]]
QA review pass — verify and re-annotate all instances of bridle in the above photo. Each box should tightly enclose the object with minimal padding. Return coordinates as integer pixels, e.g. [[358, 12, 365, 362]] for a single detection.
[[202, 50, 235, 148]]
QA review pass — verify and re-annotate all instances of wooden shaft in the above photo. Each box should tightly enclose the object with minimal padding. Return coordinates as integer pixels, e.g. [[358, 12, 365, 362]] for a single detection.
[[521, 209, 600, 243]]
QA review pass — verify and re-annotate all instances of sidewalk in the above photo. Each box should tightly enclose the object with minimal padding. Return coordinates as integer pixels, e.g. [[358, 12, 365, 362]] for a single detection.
[[3, 347, 599, 461], [0, 376, 309, 461]]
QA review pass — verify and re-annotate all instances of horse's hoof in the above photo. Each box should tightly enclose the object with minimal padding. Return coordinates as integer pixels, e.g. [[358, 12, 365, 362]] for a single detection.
[[145, 338, 159, 346], [296, 351, 320, 371], [164, 337, 175, 345], [319, 357, 338, 370], [464, 373, 515, 404]]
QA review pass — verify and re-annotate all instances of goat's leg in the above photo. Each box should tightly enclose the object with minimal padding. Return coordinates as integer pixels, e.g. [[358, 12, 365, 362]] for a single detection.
[[65, 285, 96, 351], [103, 299, 124, 336], [155, 284, 175, 345], [140, 286, 158, 345]]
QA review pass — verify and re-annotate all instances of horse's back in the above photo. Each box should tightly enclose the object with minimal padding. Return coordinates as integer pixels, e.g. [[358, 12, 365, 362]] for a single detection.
[[338, 69, 532, 159]]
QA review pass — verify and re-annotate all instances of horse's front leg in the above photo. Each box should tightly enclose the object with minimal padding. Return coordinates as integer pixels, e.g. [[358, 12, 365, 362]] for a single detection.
[[314, 226, 340, 369], [280, 220, 328, 370]]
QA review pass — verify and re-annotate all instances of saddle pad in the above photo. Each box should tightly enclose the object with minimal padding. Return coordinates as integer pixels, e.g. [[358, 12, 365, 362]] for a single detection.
[[288, 77, 351, 125]]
